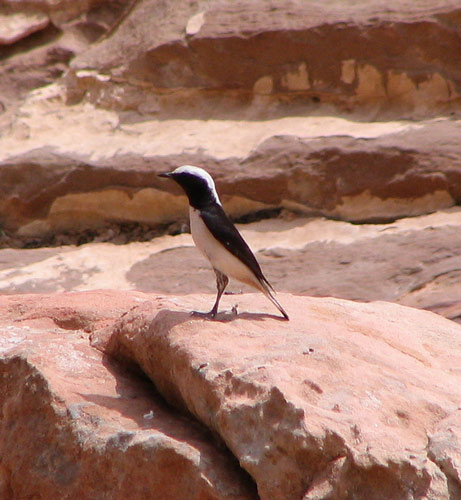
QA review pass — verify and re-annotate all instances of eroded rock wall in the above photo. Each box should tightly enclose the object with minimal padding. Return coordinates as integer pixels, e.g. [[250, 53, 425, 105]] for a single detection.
[[0, 0, 460, 238]]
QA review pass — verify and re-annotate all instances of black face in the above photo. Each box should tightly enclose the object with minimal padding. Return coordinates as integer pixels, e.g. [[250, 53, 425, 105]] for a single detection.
[[159, 171, 215, 209]]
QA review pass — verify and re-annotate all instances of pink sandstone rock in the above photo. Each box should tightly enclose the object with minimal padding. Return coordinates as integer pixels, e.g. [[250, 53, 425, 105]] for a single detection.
[[96, 292, 461, 500], [1, 290, 461, 498], [0, 291, 257, 500]]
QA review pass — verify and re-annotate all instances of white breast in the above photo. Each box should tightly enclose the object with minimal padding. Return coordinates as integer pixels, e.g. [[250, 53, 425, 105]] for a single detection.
[[189, 206, 262, 291]]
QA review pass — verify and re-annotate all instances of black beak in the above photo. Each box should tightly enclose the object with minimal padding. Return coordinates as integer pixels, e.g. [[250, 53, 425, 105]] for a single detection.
[[158, 172, 172, 178]]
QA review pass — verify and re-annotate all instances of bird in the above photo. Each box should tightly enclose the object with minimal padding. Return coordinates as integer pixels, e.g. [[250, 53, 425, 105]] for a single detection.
[[159, 165, 289, 320]]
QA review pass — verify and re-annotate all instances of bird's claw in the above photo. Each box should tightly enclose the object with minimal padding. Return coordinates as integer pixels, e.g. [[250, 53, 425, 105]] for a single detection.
[[190, 310, 217, 320], [190, 306, 238, 320]]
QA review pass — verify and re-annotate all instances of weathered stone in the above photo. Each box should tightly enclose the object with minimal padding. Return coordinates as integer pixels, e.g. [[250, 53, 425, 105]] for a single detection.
[[0, 0, 130, 131], [98, 292, 461, 500], [429, 410, 461, 497], [1, 289, 461, 499], [0, 291, 257, 500], [0, 210, 460, 325], [1, 0, 460, 238], [0, 0, 128, 28], [0, 9, 49, 45], [70, 0, 461, 119], [0, 115, 460, 237], [1, 0, 460, 237]]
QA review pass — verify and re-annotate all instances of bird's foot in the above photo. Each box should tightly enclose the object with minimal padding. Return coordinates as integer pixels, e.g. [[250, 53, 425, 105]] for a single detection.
[[190, 305, 238, 321], [191, 310, 217, 319]]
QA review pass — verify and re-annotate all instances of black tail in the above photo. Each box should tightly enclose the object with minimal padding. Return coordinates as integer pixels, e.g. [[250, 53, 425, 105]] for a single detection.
[[260, 277, 289, 320]]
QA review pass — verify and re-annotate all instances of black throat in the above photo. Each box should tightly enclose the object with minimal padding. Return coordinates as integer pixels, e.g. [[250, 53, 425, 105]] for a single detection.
[[172, 172, 217, 210]]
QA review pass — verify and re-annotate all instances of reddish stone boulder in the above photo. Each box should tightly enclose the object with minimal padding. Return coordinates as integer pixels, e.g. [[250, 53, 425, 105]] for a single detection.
[[2, 290, 461, 499], [97, 292, 461, 500], [0, 291, 256, 500]]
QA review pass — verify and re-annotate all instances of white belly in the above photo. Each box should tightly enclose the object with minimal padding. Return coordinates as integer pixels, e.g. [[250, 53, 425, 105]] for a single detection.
[[189, 206, 262, 290]]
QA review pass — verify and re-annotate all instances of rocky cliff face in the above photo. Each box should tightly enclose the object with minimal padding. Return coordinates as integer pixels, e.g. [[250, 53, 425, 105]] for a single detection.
[[1, 1, 461, 498], [1, 0, 461, 239]]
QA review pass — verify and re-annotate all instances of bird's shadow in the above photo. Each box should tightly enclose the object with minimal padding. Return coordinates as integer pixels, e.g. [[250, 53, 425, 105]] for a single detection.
[[164, 307, 287, 324]]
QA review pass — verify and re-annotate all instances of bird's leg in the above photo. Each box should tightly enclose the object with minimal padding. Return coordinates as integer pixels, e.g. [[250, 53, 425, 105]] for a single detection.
[[192, 269, 229, 319], [209, 269, 229, 317]]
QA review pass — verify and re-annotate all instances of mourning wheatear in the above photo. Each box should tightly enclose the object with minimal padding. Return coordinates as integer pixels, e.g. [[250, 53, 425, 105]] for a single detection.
[[159, 165, 289, 320]]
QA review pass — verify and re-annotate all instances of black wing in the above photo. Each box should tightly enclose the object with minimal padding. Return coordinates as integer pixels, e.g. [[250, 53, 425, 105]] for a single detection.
[[199, 203, 270, 286]]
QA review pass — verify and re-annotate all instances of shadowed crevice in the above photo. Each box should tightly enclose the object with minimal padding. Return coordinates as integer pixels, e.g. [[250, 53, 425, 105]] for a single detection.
[[96, 347, 260, 498]]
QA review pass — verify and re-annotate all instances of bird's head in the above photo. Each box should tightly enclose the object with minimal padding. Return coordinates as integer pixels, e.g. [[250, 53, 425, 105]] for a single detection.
[[159, 165, 221, 208]]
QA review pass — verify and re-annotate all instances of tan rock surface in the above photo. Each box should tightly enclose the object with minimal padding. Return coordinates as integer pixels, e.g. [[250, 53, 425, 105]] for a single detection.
[[1, 209, 459, 323], [0, 0, 130, 130], [0, 105, 460, 237], [1, 0, 461, 237], [96, 292, 461, 500], [70, 0, 461, 119], [0, 290, 257, 500], [0, 9, 49, 45], [3, 0, 460, 120]]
